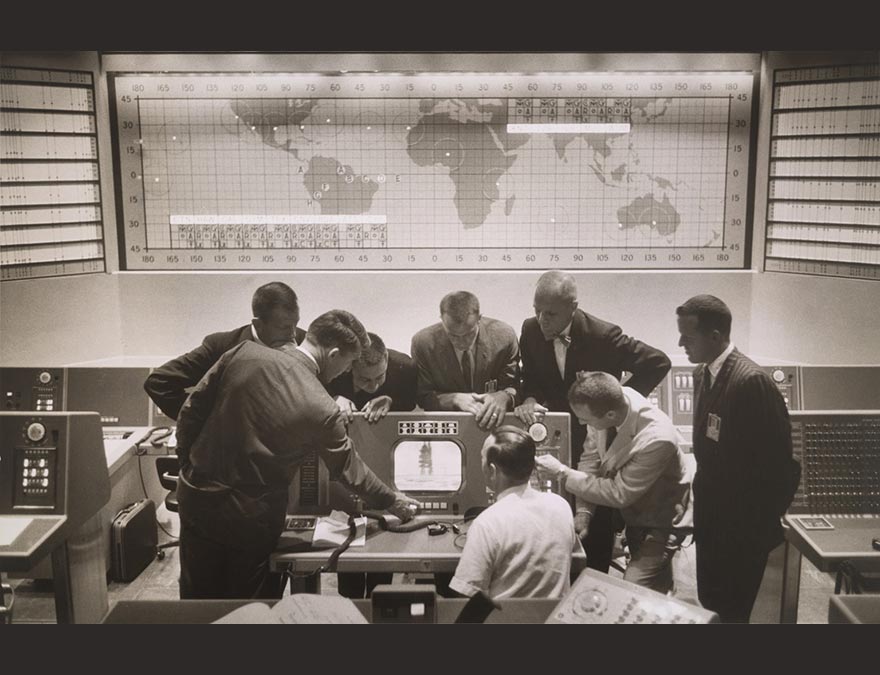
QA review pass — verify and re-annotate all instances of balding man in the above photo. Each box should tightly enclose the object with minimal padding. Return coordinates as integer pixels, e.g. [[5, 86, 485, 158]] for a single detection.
[[515, 270, 670, 573], [411, 291, 519, 431]]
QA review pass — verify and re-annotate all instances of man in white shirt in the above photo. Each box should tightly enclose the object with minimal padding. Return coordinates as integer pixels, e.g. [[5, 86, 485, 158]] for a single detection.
[[450, 426, 585, 600]]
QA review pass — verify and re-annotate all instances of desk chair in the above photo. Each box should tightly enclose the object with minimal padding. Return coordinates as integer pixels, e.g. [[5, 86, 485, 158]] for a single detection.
[[155, 455, 181, 560]]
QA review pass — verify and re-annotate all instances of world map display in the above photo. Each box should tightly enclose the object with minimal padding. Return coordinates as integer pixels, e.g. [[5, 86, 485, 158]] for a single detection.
[[111, 72, 753, 269]]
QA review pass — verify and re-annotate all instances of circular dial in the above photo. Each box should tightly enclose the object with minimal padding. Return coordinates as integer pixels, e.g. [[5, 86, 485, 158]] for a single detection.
[[528, 422, 548, 443], [38, 371, 52, 384], [26, 422, 46, 442], [771, 369, 785, 383]]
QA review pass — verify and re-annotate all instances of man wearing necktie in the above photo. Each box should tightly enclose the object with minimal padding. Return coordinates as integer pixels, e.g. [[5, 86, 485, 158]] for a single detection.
[[536, 371, 692, 593], [677, 295, 798, 622], [411, 290, 520, 430], [515, 271, 671, 574]]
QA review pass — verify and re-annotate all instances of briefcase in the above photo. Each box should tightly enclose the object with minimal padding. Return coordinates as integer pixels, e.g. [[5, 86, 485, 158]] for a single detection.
[[111, 499, 158, 582]]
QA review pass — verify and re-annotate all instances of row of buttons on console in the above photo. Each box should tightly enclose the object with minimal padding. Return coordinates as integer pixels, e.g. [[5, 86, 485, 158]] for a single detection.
[[419, 501, 448, 510]]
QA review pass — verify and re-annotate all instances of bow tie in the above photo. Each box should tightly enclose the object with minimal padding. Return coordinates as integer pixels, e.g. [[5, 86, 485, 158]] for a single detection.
[[547, 334, 571, 346]]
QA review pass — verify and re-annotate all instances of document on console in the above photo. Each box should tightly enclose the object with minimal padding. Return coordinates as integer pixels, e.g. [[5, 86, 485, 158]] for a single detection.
[[213, 593, 368, 624]]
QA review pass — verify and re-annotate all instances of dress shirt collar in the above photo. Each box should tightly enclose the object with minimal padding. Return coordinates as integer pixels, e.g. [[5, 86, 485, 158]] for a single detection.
[[708, 343, 735, 382], [494, 482, 531, 502], [295, 344, 320, 373], [546, 320, 573, 345], [251, 323, 297, 348], [452, 325, 480, 362]]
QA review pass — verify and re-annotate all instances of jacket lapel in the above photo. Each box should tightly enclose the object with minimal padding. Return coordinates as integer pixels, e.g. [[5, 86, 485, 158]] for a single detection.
[[436, 333, 464, 391], [563, 310, 587, 383], [473, 322, 489, 392]]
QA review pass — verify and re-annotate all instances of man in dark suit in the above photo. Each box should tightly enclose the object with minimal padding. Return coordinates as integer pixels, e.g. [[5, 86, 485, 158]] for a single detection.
[[411, 290, 519, 431], [328, 332, 418, 423], [676, 294, 795, 623], [326, 331, 417, 599], [514, 270, 671, 573], [144, 281, 306, 420], [175, 310, 420, 599]]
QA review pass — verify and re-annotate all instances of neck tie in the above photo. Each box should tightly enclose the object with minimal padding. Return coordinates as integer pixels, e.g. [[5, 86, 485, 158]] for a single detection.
[[552, 335, 569, 378], [605, 426, 618, 451], [461, 350, 472, 391]]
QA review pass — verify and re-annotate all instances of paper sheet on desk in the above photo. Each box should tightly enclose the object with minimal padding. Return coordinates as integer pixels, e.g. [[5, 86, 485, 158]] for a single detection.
[[213, 593, 368, 624], [311, 510, 366, 549], [0, 517, 30, 546]]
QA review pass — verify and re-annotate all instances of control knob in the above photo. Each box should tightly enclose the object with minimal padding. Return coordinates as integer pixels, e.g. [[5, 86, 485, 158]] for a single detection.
[[26, 422, 46, 442]]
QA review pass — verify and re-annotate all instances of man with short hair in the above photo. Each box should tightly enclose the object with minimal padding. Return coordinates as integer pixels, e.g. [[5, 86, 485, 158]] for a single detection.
[[175, 310, 420, 600], [676, 294, 798, 622], [145, 281, 305, 420], [450, 426, 584, 600], [411, 291, 519, 430], [536, 371, 691, 594], [328, 332, 418, 424], [515, 270, 671, 574], [326, 331, 417, 598]]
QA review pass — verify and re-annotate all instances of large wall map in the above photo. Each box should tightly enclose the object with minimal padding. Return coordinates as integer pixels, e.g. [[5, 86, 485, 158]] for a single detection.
[[110, 72, 754, 270]]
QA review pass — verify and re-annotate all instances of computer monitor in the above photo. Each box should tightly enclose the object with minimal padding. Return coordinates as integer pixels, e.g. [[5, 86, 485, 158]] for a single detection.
[[300, 412, 571, 518]]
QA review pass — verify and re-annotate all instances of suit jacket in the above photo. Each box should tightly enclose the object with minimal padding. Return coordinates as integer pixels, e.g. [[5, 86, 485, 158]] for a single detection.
[[176, 341, 396, 509], [411, 317, 520, 411], [327, 348, 418, 412], [145, 323, 307, 420], [564, 387, 692, 530], [520, 309, 670, 465], [691, 348, 793, 553]]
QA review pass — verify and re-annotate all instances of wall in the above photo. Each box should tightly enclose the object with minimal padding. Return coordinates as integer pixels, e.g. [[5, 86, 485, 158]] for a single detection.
[[115, 270, 754, 363], [0, 273, 122, 365]]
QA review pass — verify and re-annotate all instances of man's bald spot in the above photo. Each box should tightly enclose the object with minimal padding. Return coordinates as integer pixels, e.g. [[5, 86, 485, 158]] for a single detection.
[[535, 270, 578, 303]]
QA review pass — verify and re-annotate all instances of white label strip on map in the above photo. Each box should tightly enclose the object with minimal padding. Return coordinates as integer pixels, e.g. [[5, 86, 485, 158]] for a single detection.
[[169, 215, 388, 225], [506, 123, 632, 134]]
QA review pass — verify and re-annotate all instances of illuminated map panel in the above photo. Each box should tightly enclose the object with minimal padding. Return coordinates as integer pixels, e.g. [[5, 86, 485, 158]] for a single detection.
[[110, 72, 754, 270]]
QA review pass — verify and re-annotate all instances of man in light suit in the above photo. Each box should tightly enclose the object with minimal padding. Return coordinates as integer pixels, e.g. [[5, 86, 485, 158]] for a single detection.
[[536, 371, 691, 593], [145, 281, 306, 420], [411, 290, 519, 430], [515, 270, 671, 573], [677, 294, 797, 622], [175, 310, 420, 600]]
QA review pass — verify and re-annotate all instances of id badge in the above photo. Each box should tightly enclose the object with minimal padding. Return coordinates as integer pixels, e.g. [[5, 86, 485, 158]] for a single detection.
[[707, 413, 722, 441]]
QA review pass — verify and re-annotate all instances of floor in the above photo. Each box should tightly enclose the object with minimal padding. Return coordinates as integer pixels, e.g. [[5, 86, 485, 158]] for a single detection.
[[3, 512, 839, 624]]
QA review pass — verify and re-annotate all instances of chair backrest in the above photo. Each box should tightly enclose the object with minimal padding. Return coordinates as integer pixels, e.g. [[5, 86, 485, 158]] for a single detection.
[[155, 455, 180, 512]]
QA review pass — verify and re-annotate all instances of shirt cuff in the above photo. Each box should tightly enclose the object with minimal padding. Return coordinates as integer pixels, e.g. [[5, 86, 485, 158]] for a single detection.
[[449, 576, 480, 598]]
